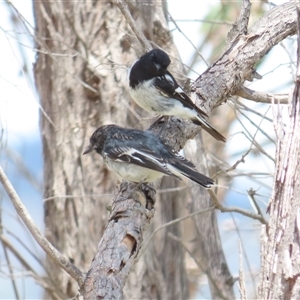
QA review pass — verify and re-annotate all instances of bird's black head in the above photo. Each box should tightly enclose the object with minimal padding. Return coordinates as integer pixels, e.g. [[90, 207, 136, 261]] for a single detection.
[[83, 125, 113, 156], [140, 49, 171, 75], [129, 49, 171, 87]]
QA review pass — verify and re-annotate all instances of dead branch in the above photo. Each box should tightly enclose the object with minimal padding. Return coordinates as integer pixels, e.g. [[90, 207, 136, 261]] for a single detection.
[[236, 86, 289, 104], [0, 166, 85, 287], [207, 189, 268, 225]]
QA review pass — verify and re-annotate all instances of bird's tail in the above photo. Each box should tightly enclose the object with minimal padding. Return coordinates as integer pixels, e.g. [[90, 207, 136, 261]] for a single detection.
[[167, 163, 214, 188], [192, 116, 226, 142]]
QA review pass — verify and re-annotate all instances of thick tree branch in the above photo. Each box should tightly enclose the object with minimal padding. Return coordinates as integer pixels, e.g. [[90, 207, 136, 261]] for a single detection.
[[0, 166, 85, 287], [227, 0, 251, 43], [192, 1, 296, 112], [236, 86, 289, 104], [82, 182, 155, 299]]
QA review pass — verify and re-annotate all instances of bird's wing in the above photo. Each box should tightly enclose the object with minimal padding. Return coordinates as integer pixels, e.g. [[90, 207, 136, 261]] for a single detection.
[[154, 71, 208, 118], [104, 144, 177, 178]]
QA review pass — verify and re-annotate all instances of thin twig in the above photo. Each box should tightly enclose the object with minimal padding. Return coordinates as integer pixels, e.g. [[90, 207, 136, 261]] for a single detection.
[[138, 206, 215, 259], [229, 213, 257, 297], [236, 106, 276, 144], [233, 109, 275, 163], [235, 99, 274, 123], [247, 188, 267, 224], [212, 148, 252, 179], [110, 0, 152, 52], [207, 189, 268, 225], [175, 19, 233, 26], [2, 241, 20, 299], [168, 12, 209, 67], [0, 235, 64, 300], [0, 166, 85, 287], [4, 228, 48, 272], [213, 105, 271, 179]]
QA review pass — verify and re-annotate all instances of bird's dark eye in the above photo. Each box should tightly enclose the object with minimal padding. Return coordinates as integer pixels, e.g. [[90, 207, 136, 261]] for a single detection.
[[150, 53, 155, 60]]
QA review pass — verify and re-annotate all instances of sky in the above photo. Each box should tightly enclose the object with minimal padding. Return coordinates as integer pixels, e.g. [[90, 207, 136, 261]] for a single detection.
[[0, 0, 294, 299]]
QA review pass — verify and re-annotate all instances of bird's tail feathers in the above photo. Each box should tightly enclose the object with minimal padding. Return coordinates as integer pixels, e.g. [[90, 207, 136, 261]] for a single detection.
[[193, 116, 226, 142], [167, 163, 214, 188]]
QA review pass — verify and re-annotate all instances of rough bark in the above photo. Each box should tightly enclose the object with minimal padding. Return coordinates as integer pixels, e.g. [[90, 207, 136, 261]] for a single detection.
[[192, 1, 296, 111], [259, 4, 300, 299], [124, 177, 189, 299]]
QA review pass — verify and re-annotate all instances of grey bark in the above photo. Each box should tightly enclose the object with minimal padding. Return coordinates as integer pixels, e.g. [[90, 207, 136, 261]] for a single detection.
[[192, 1, 297, 110], [259, 4, 300, 299]]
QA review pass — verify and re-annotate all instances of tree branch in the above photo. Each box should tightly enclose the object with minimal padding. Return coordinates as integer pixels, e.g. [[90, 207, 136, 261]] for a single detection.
[[0, 166, 85, 287], [0, 235, 64, 299], [227, 0, 252, 43], [207, 189, 268, 225], [138, 206, 215, 259], [82, 182, 155, 299], [236, 86, 289, 104], [192, 1, 296, 112]]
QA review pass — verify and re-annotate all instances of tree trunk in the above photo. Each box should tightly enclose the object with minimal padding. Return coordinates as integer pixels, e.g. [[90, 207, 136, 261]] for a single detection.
[[259, 5, 300, 298]]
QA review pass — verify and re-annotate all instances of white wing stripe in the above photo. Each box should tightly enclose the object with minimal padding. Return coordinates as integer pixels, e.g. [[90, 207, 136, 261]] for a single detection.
[[165, 74, 175, 86], [175, 86, 184, 94]]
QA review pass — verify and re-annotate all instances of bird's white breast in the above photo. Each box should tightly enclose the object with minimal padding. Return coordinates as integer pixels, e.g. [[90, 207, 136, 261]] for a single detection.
[[129, 80, 199, 120], [105, 158, 164, 183]]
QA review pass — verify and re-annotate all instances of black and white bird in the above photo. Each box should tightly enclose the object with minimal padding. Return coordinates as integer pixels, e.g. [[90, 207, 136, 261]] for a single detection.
[[129, 49, 226, 142], [83, 125, 214, 188]]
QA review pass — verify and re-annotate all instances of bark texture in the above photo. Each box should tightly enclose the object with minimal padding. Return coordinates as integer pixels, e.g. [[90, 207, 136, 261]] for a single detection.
[[259, 5, 300, 299], [192, 1, 296, 111]]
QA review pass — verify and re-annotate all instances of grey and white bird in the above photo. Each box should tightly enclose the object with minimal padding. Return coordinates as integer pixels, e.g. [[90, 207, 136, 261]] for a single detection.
[[129, 48, 226, 142], [83, 124, 214, 188]]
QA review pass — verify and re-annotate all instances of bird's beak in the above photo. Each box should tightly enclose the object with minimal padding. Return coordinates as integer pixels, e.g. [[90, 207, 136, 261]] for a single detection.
[[82, 144, 93, 155]]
